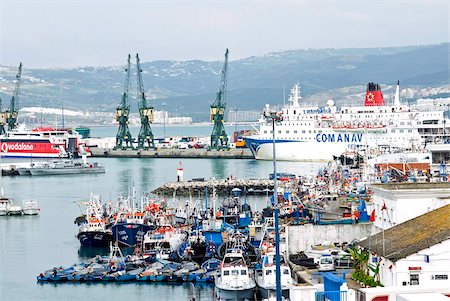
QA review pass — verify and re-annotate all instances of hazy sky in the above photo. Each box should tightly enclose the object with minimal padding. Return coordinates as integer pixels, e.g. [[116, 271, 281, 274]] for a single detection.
[[0, 0, 448, 68]]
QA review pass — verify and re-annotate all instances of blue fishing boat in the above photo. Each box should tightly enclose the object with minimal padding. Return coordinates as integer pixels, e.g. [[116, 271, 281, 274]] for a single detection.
[[111, 222, 155, 247]]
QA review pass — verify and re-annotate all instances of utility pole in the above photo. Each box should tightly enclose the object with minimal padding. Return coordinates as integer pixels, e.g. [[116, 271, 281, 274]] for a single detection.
[[263, 104, 283, 301]]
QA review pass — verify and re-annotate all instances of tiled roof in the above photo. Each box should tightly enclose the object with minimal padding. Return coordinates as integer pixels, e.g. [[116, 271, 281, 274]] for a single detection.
[[358, 205, 450, 262]]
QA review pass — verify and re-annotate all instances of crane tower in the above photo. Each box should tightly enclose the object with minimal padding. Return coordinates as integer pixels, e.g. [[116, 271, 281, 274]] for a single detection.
[[5, 63, 22, 131], [136, 53, 155, 149], [114, 54, 134, 149], [210, 49, 229, 150]]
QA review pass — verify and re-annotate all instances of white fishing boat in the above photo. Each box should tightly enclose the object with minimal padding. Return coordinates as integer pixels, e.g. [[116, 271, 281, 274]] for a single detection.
[[256, 251, 294, 299], [215, 248, 256, 301], [142, 227, 187, 260], [22, 199, 40, 215]]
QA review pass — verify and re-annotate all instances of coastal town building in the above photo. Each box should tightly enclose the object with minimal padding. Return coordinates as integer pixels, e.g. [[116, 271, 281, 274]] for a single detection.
[[358, 205, 450, 288], [367, 182, 450, 230]]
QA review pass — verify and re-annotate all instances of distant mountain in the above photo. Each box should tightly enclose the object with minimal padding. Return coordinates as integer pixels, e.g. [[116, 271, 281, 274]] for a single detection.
[[0, 43, 448, 121]]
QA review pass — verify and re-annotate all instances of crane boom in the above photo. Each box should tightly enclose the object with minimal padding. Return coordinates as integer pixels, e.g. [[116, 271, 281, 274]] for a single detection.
[[210, 49, 229, 149], [6, 62, 22, 131], [114, 54, 134, 149], [136, 53, 155, 149]]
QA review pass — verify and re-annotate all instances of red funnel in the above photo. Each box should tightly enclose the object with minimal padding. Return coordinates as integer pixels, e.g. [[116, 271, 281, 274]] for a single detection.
[[364, 82, 384, 106]]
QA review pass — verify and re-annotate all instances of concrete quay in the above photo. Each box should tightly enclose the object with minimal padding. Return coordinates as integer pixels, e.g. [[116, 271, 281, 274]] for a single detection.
[[90, 147, 254, 159]]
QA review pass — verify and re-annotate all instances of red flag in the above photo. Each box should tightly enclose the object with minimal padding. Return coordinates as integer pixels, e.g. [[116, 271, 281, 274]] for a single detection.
[[369, 209, 375, 222], [381, 202, 387, 211]]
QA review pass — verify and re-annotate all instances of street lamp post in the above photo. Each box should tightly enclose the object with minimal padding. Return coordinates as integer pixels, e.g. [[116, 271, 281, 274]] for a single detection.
[[263, 104, 283, 301]]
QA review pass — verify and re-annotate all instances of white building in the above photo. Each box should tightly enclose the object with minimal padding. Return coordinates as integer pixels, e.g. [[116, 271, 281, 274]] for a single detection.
[[367, 182, 450, 230], [358, 204, 450, 288]]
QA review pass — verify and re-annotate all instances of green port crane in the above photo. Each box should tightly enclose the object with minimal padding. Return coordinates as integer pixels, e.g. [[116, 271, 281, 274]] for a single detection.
[[0, 96, 5, 135], [115, 54, 134, 149], [210, 49, 229, 150], [136, 53, 155, 149], [5, 62, 22, 131]]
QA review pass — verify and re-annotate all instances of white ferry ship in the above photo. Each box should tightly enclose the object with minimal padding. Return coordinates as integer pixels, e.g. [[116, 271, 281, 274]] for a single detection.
[[244, 82, 448, 161]]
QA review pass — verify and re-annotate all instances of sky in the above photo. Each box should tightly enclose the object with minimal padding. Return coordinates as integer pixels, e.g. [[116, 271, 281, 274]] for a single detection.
[[0, 0, 449, 68]]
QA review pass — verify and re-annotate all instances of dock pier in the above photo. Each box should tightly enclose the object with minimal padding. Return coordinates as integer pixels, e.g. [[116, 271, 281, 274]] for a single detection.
[[90, 147, 254, 159], [152, 178, 274, 196]]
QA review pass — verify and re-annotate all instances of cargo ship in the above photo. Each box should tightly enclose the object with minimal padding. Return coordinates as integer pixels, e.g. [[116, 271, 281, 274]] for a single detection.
[[0, 125, 90, 158]]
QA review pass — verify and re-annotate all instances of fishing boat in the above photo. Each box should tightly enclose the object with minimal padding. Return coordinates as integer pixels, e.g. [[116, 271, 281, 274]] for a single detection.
[[142, 226, 187, 260], [75, 194, 113, 247], [111, 195, 156, 247], [22, 199, 39, 215], [255, 251, 294, 299], [215, 248, 256, 300]]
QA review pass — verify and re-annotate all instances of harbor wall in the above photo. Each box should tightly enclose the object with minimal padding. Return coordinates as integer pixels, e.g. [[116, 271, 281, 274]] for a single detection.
[[287, 223, 376, 255], [90, 147, 254, 159]]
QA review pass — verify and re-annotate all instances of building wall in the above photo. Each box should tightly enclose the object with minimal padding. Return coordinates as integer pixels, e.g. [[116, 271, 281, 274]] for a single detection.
[[287, 223, 375, 255], [368, 184, 450, 230], [376, 239, 450, 287]]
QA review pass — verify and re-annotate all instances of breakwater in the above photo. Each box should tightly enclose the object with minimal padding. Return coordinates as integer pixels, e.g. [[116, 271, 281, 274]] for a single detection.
[[152, 178, 274, 196]]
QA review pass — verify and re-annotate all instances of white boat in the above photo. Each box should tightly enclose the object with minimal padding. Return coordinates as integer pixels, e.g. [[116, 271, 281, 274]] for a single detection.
[[256, 251, 294, 299], [142, 227, 187, 260], [0, 197, 11, 216], [22, 199, 40, 215], [244, 82, 449, 161], [7, 201, 23, 215], [215, 249, 256, 301]]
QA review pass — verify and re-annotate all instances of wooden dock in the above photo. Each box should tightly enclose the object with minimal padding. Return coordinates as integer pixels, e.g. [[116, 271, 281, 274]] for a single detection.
[[152, 178, 274, 196], [90, 147, 254, 159]]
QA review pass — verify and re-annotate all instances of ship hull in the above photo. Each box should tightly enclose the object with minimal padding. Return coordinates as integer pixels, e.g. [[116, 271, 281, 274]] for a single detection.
[[29, 167, 105, 176], [244, 138, 348, 161], [112, 223, 155, 247]]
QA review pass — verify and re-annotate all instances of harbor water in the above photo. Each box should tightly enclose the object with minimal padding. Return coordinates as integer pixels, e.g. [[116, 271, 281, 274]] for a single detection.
[[0, 125, 324, 300]]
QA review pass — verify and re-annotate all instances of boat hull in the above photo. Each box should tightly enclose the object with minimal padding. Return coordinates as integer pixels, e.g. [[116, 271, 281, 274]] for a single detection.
[[77, 231, 113, 247], [112, 223, 155, 247], [257, 285, 290, 299], [29, 167, 105, 176], [215, 286, 256, 301], [23, 208, 39, 215]]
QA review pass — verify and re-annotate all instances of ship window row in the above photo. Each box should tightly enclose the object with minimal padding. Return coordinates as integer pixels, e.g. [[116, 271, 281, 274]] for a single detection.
[[264, 129, 328, 135]]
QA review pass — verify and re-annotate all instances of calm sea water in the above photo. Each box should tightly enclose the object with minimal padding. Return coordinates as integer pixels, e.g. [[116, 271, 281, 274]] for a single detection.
[[0, 125, 323, 301]]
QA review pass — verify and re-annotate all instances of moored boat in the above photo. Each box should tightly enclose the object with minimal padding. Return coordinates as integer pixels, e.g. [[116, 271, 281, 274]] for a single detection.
[[215, 248, 256, 301], [256, 251, 294, 299], [22, 199, 39, 215]]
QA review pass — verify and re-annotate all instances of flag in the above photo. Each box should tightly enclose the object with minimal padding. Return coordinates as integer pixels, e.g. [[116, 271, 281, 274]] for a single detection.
[[381, 202, 387, 211], [369, 209, 375, 222]]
